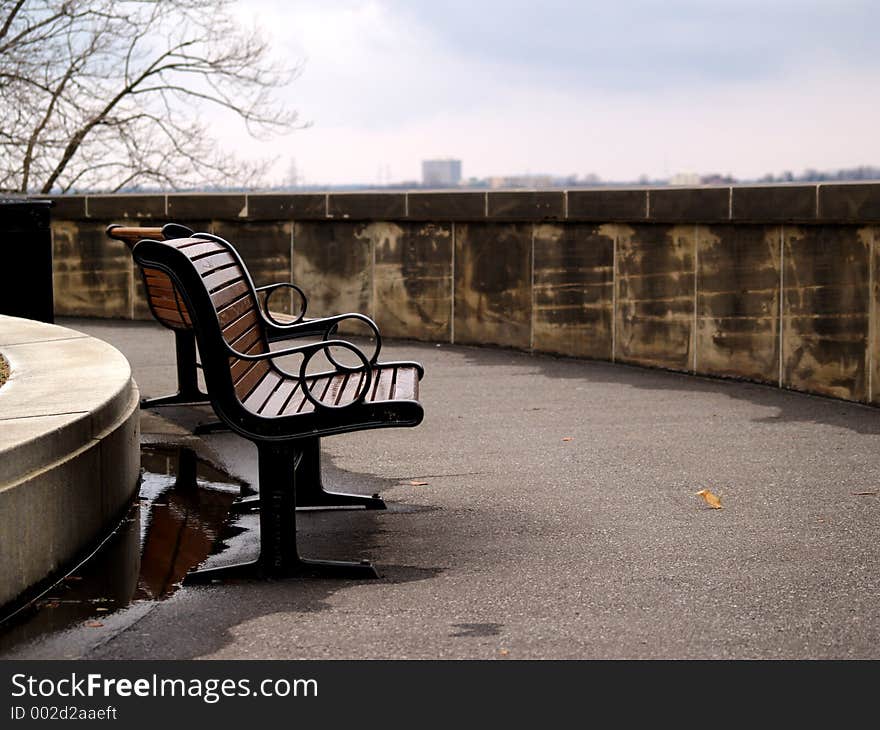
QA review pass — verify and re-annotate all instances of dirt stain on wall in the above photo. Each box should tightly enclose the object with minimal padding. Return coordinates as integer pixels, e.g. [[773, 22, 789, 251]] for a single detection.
[[782, 225, 869, 401], [615, 224, 694, 371], [697, 225, 780, 383], [533, 223, 614, 358]]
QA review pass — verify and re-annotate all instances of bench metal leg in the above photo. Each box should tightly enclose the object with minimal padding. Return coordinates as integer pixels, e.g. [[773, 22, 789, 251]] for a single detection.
[[141, 330, 211, 408], [295, 437, 386, 510], [229, 438, 386, 512], [185, 442, 379, 583]]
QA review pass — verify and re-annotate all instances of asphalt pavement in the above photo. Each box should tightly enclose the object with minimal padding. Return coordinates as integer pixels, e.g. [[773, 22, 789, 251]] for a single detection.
[[5, 317, 880, 659]]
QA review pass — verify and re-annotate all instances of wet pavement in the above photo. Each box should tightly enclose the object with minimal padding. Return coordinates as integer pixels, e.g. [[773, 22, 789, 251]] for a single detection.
[[3, 317, 880, 659], [0, 446, 249, 652]]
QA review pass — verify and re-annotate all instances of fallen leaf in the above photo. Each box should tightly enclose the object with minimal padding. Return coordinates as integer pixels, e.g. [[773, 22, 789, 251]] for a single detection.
[[85, 621, 104, 628], [409, 480, 428, 486], [561, 437, 573, 442], [499, 649, 510, 656], [696, 489, 722, 509], [851, 491, 877, 496]]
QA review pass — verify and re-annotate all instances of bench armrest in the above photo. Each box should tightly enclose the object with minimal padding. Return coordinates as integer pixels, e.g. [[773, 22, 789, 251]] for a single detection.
[[254, 282, 308, 325], [222, 338, 374, 409], [106, 223, 194, 246], [106, 225, 165, 245], [263, 312, 382, 365]]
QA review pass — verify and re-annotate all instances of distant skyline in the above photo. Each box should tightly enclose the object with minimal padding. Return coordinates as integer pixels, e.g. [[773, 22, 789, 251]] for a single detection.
[[218, 1, 879, 187]]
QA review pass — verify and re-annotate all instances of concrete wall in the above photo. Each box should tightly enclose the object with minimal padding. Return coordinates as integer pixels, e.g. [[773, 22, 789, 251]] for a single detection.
[[44, 183, 880, 404], [0, 316, 140, 608]]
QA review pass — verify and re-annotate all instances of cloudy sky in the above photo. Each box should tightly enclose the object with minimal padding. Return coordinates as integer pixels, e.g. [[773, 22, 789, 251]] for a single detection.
[[225, 0, 879, 186]]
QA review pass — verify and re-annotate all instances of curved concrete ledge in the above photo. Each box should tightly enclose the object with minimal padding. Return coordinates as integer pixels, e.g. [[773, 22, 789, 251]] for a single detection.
[[0, 315, 140, 607]]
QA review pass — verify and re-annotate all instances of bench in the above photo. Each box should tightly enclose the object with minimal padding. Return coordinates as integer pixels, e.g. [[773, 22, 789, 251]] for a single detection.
[[131, 235, 425, 580], [108, 223, 315, 409], [108, 224, 388, 511]]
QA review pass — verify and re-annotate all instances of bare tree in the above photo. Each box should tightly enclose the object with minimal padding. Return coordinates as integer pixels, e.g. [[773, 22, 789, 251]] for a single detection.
[[0, 0, 301, 193]]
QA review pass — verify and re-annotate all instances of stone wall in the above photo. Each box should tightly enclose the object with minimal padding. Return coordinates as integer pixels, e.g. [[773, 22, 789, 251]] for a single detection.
[[44, 184, 880, 404]]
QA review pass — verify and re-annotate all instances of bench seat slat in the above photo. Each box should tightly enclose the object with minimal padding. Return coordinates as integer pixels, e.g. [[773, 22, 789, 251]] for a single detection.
[[261, 378, 299, 416], [243, 370, 283, 412], [193, 251, 237, 276], [212, 280, 250, 309], [144, 278, 178, 295], [144, 288, 189, 319], [148, 294, 184, 311], [150, 308, 190, 328], [169, 241, 227, 259], [391, 367, 418, 401], [167, 239, 224, 253], [280, 377, 320, 415], [143, 267, 173, 282], [370, 366, 394, 402], [324, 372, 349, 406], [151, 306, 189, 325], [203, 265, 243, 292], [229, 338, 266, 381], [336, 370, 365, 405], [235, 360, 271, 400], [218, 294, 257, 328], [141, 275, 177, 290], [229, 325, 263, 357], [223, 309, 261, 344]]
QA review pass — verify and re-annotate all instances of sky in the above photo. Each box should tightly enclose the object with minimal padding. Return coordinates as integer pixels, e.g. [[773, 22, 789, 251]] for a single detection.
[[222, 0, 880, 187]]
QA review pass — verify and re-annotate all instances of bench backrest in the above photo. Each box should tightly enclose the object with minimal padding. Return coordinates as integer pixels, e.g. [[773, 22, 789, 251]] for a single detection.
[[132, 236, 273, 406], [107, 225, 193, 332], [140, 266, 193, 331]]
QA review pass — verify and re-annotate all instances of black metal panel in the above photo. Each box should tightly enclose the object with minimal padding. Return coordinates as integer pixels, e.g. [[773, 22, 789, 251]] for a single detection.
[[0, 199, 54, 323]]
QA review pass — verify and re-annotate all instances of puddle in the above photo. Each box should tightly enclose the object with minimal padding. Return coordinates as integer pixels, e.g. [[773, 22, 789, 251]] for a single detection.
[[0, 446, 247, 654]]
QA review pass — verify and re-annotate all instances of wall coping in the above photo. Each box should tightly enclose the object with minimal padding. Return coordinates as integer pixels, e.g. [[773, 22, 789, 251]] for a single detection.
[[41, 182, 880, 224]]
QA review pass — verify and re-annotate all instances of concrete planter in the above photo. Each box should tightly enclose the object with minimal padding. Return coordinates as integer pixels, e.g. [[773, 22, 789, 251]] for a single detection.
[[0, 316, 140, 608]]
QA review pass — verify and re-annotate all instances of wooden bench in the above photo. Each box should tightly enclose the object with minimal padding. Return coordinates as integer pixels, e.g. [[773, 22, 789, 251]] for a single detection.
[[131, 235, 425, 580], [108, 223, 388, 511], [108, 223, 321, 409]]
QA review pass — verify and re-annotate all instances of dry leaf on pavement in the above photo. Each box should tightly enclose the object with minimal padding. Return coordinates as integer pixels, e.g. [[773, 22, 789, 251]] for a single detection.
[[696, 489, 722, 509]]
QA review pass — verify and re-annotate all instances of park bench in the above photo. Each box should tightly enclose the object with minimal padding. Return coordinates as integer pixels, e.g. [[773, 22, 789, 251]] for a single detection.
[[108, 223, 319, 409], [131, 234, 425, 579], [108, 223, 388, 510]]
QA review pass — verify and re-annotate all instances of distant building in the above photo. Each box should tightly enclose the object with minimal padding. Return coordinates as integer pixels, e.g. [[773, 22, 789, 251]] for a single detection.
[[670, 172, 701, 186], [422, 159, 462, 187], [488, 174, 555, 189]]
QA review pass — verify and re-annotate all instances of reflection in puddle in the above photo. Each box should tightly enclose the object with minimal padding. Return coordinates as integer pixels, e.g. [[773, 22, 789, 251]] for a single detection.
[[0, 446, 246, 653]]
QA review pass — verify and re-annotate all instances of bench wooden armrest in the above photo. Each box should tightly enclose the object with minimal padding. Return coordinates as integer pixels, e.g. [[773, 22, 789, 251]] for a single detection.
[[106, 223, 195, 245], [106, 225, 164, 244]]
